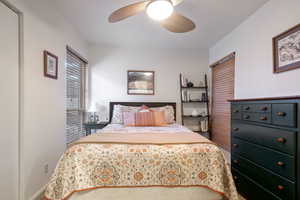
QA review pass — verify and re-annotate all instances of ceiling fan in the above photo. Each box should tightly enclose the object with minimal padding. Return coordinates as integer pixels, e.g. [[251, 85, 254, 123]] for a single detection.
[[108, 0, 196, 33]]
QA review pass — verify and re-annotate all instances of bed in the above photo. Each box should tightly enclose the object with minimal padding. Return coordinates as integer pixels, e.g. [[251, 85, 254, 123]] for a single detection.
[[44, 102, 238, 200]]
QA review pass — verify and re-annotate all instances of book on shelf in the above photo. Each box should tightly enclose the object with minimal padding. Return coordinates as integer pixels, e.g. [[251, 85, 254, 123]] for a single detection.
[[181, 90, 190, 102], [181, 74, 188, 87]]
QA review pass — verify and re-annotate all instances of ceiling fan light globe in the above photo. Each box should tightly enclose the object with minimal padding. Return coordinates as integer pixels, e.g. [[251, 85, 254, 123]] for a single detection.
[[146, 0, 174, 21]]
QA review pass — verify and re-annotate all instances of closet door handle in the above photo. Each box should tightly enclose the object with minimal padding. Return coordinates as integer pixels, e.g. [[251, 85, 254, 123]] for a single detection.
[[233, 128, 239, 132]]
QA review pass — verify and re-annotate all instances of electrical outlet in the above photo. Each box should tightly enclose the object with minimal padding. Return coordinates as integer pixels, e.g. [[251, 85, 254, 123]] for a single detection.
[[44, 164, 49, 174]]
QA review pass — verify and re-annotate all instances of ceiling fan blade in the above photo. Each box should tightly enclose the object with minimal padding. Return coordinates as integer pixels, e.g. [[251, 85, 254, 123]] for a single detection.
[[171, 0, 184, 6], [160, 12, 196, 33], [108, 1, 150, 23]]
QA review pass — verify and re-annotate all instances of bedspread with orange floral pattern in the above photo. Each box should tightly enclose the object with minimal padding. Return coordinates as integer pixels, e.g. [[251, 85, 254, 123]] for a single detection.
[[44, 133, 238, 200]]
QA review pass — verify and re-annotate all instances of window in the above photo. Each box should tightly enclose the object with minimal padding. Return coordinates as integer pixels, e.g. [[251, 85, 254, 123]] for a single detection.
[[66, 46, 88, 144]]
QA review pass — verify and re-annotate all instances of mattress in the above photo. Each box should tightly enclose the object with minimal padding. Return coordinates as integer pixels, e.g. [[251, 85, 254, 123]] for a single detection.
[[44, 124, 238, 200]]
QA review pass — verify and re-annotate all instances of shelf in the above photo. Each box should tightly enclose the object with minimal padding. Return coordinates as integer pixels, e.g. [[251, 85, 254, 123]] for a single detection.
[[182, 115, 208, 119], [182, 101, 208, 103], [181, 86, 207, 89]]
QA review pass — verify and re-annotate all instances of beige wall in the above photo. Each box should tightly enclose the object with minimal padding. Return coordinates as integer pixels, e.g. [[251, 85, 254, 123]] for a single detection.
[[209, 0, 300, 99]]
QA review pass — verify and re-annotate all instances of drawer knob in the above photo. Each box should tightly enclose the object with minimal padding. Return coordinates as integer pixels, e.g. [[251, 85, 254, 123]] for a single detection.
[[233, 128, 239, 132], [260, 116, 268, 121], [233, 144, 239, 148], [233, 159, 239, 164], [245, 106, 250, 110], [277, 137, 286, 143], [277, 161, 285, 167], [244, 115, 250, 119], [233, 110, 239, 113], [261, 106, 268, 111], [277, 112, 286, 117], [277, 185, 284, 191], [233, 176, 238, 180]]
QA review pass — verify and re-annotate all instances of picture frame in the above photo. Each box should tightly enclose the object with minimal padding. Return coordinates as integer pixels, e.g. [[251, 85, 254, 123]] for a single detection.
[[273, 24, 300, 73], [127, 70, 155, 95], [44, 50, 58, 79]]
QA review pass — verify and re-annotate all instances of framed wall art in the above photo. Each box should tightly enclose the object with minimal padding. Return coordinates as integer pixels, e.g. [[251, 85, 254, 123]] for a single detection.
[[44, 50, 58, 79], [273, 24, 300, 73], [127, 70, 155, 95]]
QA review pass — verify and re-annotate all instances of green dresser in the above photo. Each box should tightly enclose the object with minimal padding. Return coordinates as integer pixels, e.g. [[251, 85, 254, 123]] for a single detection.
[[229, 96, 300, 200]]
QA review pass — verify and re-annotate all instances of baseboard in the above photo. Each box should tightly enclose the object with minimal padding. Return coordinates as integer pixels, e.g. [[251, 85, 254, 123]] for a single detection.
[[30, 185, 46, 200]]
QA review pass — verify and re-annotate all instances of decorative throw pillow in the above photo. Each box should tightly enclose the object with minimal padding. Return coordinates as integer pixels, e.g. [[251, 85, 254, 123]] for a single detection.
[[135, 111, 155, 126], [153, 111, 167, 126], [150, 105, 175, 124], [123, 110, 167, 127], [123, 112, 136, 126], [111, 105, 140, 124]]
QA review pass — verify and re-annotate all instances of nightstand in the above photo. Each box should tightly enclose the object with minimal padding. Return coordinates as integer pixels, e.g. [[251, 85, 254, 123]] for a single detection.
[[84, 122, 109, 136]]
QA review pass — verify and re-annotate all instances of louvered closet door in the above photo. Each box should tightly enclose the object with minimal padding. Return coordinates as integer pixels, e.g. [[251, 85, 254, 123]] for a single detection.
[[66, 50, 87, 144], [211, 56, 235, 151]]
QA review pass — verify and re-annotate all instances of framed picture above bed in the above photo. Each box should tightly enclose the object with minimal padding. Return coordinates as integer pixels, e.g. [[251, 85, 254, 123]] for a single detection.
[[127, 70, 155, 95], [273, 23, 300, 73]]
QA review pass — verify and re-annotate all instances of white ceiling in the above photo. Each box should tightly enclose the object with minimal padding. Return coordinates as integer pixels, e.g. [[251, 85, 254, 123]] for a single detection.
[[53, 0, 269, 49]]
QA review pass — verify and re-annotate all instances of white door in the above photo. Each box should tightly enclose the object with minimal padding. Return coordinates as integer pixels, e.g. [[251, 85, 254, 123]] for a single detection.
[[0, 2, 19, 200]]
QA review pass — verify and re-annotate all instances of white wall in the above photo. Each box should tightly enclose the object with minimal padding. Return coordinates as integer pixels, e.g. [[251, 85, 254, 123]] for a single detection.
[[209, 0, 300, 99], [6, 0, 89, 199], [89, 45, 209, 123]]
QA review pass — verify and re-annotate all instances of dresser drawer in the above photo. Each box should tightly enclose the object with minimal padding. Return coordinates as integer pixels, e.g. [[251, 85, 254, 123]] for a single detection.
[[231, 105, 242, 120], [242, 104, 271, 113], [231, 122, 296, 155], [232, 138, 295, 180], [272, 104, 297, 127], [232, 155, 295, 200], [242, 112, 271, 124], [232, 168, 281, 200]]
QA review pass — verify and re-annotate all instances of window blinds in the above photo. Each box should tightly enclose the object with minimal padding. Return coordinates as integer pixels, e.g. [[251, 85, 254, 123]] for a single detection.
[[66, 49, 87, 144]]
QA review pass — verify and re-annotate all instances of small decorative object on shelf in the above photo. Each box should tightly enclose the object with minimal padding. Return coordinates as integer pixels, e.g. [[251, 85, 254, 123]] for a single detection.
[[187, 81, 194, 88], [179, 73, 211, 139], [201, 93, 208, 102], [191, 109, 199, 117]]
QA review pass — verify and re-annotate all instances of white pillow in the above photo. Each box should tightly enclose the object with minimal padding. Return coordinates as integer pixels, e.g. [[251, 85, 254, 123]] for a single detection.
[[111, 105, 140, 124]]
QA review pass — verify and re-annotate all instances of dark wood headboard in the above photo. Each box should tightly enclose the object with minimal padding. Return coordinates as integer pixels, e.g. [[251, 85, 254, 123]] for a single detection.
[[109, 102, 176, 123]]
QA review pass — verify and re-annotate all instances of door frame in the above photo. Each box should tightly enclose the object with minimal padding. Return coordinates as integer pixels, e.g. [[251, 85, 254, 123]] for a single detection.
[[0, 0, 24, 199], [210, 52, 235, 150]]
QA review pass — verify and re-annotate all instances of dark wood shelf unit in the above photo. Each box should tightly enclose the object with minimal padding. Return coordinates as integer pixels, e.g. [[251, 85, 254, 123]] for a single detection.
[[180, 73, 211, 139], [182, 115, 209, 119], [182, 101, 208, 103], [181, 86, 207, 89]]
